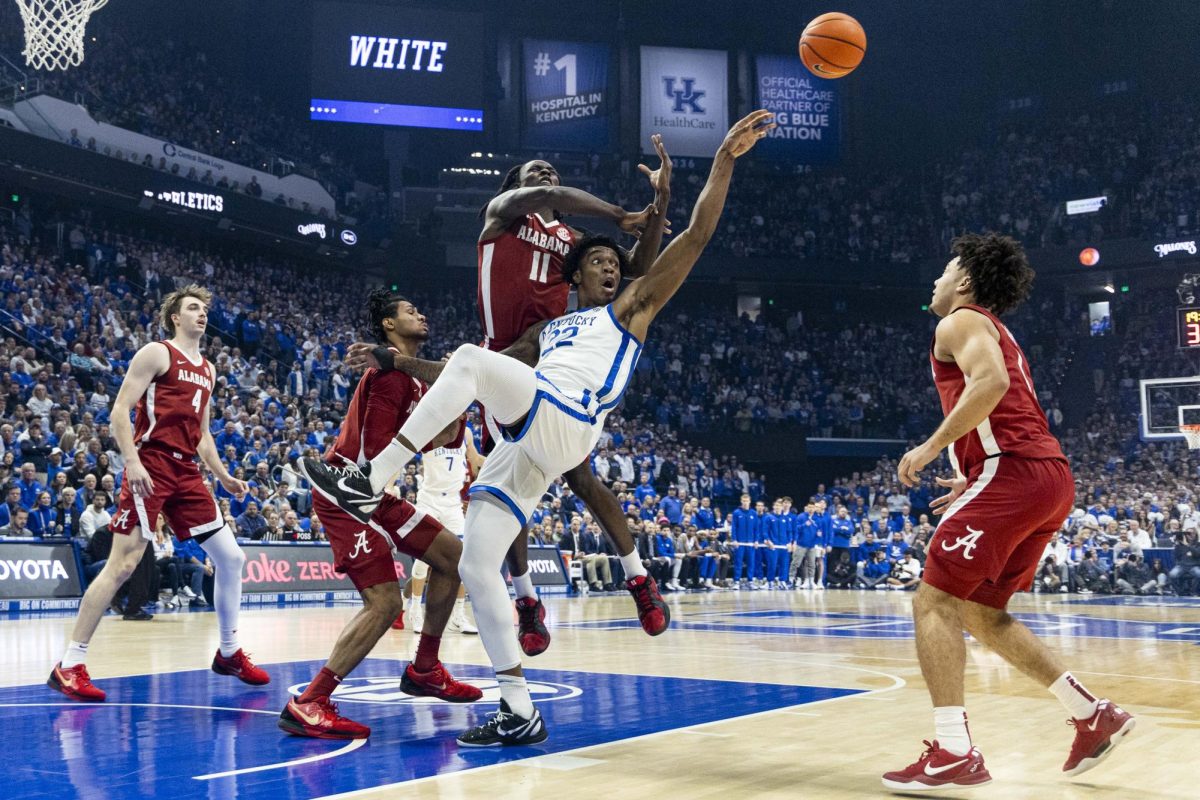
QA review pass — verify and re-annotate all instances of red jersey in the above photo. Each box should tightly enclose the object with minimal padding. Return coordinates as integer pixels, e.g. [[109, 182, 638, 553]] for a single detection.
[[326, 362, 426, 466], [931, 304, 1066, 474], [477, 212, 575, 350], [133, 341, 213, 457]]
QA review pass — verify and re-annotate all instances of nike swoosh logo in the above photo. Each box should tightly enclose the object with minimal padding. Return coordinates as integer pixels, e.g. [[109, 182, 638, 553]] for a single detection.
[[1087, 718, 1100, 731], [290, 701, 322, 726], [337, 477, 372, 498], [176, 360, 188, 365], [924, 758, 969, 776]]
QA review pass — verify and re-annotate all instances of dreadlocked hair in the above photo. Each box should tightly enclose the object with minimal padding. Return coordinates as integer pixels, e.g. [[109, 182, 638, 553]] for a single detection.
[[366, 287, 408, 343], [561, 235, 630, 287], [951, 232, 1035, 316]]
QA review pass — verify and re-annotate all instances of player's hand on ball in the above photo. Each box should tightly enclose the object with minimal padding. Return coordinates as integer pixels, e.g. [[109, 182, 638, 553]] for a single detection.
[[126, 459, 155, 498], [897, 442, 937, 487], [346, 342, 382, 372], [930, 475, 968, 516], [721, 110, 775, 158]]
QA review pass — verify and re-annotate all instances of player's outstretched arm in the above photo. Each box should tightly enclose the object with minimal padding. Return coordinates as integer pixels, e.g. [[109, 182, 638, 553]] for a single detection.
[[624, 134, 674, 278], [486, 187, 654, 239], [110, 342, 169, 498], [344, 321, 549, 379], [897, 311, 1011, 486], [615, 111, 774, 336]]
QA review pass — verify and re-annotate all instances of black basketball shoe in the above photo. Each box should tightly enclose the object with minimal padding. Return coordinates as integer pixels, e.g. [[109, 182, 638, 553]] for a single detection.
[[299, 456, 379, 523], [457, 699, 548, 747]]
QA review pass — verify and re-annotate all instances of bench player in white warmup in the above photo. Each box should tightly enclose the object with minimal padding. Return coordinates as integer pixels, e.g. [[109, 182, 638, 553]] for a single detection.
[[302, 111, 774, 745]]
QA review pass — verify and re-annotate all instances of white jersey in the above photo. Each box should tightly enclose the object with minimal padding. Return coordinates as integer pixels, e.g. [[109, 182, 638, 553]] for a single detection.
[[420, 440, 469, 505], [534, 304, 642, 427]]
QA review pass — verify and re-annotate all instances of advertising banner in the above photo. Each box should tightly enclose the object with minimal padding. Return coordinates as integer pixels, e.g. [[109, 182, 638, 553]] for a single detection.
[[522, 39, 611, 150], [754, 54, 841, 163], [639, 46, 728, 157], [0, 541, 84, 599], [239, 544, 414, 594], [525, 545, 569, 588]]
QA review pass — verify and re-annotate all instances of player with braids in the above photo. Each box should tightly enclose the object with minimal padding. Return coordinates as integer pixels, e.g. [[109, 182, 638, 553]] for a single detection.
[[278, 288, 483, 741]]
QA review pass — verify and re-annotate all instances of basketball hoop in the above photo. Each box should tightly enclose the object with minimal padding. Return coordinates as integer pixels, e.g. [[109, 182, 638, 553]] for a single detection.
[[14, 0, 108, 72], [1181, 424, 1200, 450]]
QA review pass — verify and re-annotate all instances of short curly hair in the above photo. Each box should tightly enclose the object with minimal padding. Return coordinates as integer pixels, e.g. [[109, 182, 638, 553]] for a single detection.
[[951, 232, 1035, 316], [561, 235, 629, 287], [159, 284, 212, 336]]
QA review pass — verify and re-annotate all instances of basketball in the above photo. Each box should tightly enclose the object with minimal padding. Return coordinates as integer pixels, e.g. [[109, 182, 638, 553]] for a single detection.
[[800, 12, 866, 78]]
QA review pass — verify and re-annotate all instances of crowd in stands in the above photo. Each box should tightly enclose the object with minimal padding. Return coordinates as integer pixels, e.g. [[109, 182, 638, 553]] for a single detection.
[[1, 191, 1198, 602]]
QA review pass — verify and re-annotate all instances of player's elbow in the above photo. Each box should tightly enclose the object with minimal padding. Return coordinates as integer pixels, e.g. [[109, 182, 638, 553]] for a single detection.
[[981, 371, 1010, 402]]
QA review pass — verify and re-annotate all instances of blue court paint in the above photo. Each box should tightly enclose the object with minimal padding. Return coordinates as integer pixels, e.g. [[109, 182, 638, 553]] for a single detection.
[[563, 608, 1200, 643], [4, 661, 858, 800]]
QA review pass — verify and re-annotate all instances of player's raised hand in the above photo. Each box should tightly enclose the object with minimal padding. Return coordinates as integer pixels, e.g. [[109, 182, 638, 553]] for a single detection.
[[720, 110, 775, 158], [929, 475, 968, 516], [638, 133, 673, 196], [618, 203, 658, 236], [125, 459, 155, 498]]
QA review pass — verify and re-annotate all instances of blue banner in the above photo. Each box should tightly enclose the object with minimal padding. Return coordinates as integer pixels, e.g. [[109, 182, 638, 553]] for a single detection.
[[754, 55, 841, 163], [640, 46, 728, 158], [522, 39, 611, 150]]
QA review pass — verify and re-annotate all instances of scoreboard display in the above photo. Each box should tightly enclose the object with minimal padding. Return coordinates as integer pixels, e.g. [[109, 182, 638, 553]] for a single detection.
[[1179, 307, 1200, 348]]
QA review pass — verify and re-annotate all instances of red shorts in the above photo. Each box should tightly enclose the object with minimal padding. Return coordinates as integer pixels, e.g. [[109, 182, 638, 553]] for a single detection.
[[923, 456, 1074, 609], [111, 448, 222, 541], [313, 492, 442, 592]]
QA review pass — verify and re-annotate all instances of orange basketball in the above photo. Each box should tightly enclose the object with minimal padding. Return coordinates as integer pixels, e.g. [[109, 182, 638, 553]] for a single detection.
[[799, 12, 866, 79]]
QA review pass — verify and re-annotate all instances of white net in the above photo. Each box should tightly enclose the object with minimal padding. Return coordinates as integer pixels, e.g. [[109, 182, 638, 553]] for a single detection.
[[14, 0, 108, 72], [1182, 425, 1200, 450]]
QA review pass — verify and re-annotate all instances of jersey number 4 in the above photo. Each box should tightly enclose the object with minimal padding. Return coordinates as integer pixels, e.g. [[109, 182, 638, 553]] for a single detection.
[[529, 252, 552, 283], [191, 389, 203, 414]]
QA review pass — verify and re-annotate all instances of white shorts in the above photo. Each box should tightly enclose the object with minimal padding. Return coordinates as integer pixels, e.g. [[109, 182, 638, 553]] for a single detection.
[[469, 395, 601, 529]]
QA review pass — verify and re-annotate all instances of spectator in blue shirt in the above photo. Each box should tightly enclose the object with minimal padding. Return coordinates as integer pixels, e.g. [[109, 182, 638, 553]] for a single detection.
[[175, 535, 211, 605], [694, 497, 716, 531], [661, 485, 683, 526], [634, 473, 657, 505], [886, 531, 910, 563], [16, 462, 45, 510], [729, 494, 757, 585], [27, 491, 56, 537], [235, 502, 267, 540], [858, 549, 891, 589], [828, 504, 856, 569]]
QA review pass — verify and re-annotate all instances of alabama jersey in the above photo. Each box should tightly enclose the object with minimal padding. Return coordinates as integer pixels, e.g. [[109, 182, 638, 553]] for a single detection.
[[326, 364, 426, 466], [477, 212, 575, 350], [931, 304, 1066, 474], [133, 341, 213, 456]]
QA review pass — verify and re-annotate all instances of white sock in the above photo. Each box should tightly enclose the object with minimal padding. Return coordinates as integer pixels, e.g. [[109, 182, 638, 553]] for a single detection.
[[511, 570, 536, 601], [369, 440, 415, 494], [199, 527, 245, 658], [620, 551, 647, 580], [497, 673, 534, 718], [454, 597, 465, 615], [933, 706, 972, 756], [1050, 671, 1100, 719], [61, 640, 89, 669]]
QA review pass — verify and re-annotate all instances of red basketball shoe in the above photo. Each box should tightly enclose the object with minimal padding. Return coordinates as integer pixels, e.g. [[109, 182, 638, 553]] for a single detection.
[[400, 662, 483, 703], [1063, 700, 1135, 776], [515, 597, 550, 656], [278, 696, 370, 739], [212, 648, 271, 685], [47, 662, 106, 702], [391, 610, 405, 630], [626, 575, 670, 636], [881, 740, 992, 792]]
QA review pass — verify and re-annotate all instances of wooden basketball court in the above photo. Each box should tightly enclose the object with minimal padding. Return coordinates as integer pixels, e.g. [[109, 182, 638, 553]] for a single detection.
[[5, 589, 1195, 798]]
